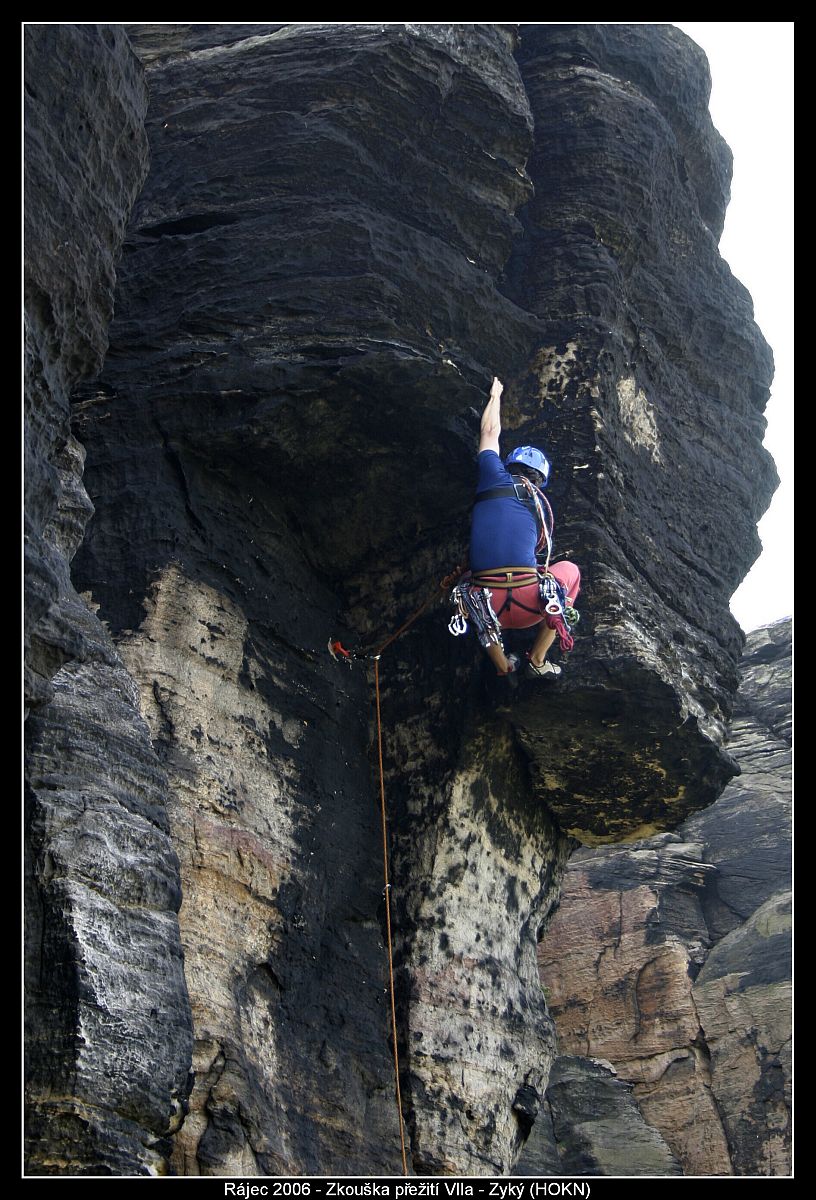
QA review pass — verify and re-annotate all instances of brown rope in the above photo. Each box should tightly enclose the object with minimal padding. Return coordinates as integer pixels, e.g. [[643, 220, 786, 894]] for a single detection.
[[374, 656, 408, 1175], [342, 563, 465, 1174], [373, 564, 465, 658]]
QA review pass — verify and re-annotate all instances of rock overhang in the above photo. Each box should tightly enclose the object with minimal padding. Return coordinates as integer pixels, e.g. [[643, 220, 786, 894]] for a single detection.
[[504, 666, 738, 845]]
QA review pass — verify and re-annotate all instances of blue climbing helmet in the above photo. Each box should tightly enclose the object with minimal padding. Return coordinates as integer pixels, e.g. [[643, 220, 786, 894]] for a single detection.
[[505, 445, 551, 488]]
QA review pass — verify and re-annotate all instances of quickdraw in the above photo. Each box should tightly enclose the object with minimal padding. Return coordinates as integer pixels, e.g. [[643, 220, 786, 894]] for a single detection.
[[329, 565, 465, 668], [328, 639, 355, 664], [448, 581, 504, 649], [447, 610, 468, 637]]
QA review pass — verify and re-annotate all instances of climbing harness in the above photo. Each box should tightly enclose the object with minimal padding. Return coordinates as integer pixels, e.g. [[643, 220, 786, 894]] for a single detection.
[[327, 564, 463, 1174], [470, 569, 541, 622], [448, 565, 575, 655]]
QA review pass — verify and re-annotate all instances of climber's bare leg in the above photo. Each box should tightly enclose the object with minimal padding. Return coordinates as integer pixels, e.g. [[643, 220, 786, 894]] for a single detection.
[[486, 644, 513, 675], [529, 624, 557, 668]]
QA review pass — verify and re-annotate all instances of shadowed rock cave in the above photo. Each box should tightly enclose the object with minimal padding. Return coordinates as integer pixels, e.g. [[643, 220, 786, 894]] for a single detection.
[[24, 22, 782, 1177]]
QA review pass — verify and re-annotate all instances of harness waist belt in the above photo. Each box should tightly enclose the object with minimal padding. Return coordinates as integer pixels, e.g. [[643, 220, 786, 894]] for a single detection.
[[470, 568, 540, 589]]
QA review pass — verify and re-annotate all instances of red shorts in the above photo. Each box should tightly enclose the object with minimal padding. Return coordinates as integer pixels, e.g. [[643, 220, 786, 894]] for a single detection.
[[480, 561, 581, 631]]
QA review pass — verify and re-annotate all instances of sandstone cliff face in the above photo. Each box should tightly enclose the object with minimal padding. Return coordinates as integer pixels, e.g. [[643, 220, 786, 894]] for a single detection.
[[25, 23, 778, 1177], [532, 620, 791, 1176], [515, 1056, 682, 1177], [24, 23, 148, 711], [505, 24, 776, 845], [24, 25, 193, 1175]]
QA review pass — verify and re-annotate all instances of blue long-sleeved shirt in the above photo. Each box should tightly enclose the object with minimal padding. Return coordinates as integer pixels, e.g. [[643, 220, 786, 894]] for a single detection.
[[469, 450, 538, 571]]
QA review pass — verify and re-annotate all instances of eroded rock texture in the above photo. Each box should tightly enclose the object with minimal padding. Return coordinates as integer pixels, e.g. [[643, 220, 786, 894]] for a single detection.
[[24, 23, 148, 711], [24, 25, 193, 1176], [504, 24, 777, 845], [533, 619, 791, 1176], [26, 21, 777, 1177], [515, 1057, 682, 1177]]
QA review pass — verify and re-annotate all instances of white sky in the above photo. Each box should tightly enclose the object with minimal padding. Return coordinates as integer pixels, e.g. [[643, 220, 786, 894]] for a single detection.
[[675, 22, 793, 634]]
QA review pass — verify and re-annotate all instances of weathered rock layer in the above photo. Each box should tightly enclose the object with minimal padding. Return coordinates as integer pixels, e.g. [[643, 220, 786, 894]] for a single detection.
[[24, 23, 148, 711], [532, 620, 791, 1176]]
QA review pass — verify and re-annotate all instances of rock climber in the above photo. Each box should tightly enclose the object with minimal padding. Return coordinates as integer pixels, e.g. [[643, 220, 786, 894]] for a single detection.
[[452, 375, 581, 678]]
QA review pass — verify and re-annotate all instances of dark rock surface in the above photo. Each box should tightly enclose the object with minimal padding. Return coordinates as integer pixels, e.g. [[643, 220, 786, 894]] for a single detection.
[[692, 891, 791, 1176], [24, 24, 150, 712], [71, 23, 550, 1176], [502, 23, 777, 844], [25, 590, 194, 1175], [533, 619, 791, 1175], [685, 619, 792, 942], [25, 22, 778, 1176], [515, 1057, 682, 1177], [24, 25, 193, 1176]]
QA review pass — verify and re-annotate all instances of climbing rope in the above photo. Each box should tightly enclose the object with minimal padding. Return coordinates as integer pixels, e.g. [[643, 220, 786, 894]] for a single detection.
[[329, 565, 464, 665], [374, 656, 408, 1177], [329, 564, 464, 1174], [513, 473, 554, 573], [373, 565, 466, 658], [538, 491, 555, 574]]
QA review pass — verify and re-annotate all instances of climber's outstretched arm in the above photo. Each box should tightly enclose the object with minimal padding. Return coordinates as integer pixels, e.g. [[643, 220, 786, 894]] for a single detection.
[[478, 376, 503, 455]]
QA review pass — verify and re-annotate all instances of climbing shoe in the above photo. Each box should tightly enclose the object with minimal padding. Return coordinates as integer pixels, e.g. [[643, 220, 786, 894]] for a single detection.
[[499, 653, 520, 676], [526, 659, 561, 679]]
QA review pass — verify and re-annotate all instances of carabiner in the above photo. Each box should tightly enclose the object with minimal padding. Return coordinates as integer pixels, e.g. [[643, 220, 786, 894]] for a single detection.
[[448, 613, 468, 636]]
